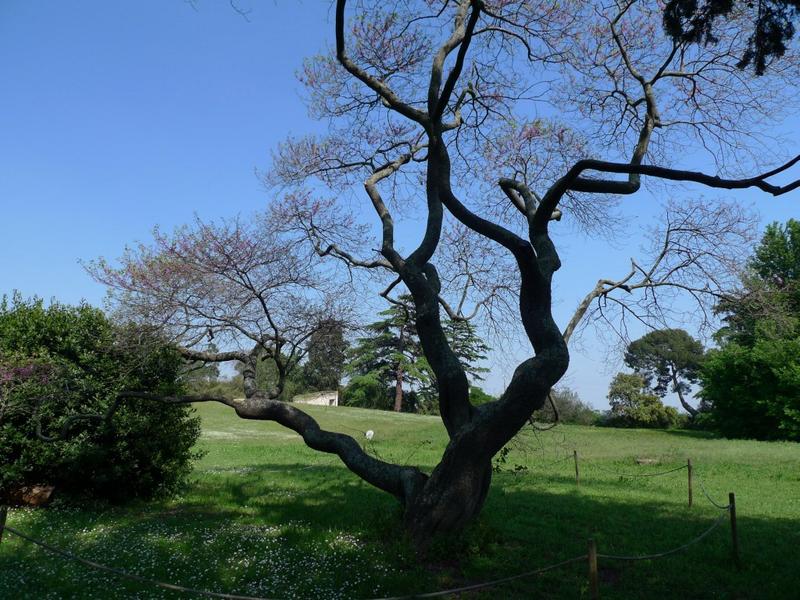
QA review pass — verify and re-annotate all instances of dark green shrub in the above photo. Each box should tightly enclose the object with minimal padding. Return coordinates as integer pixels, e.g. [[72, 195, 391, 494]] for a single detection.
[[698, 221, 800, 440], [700, 335, 800, 441], [468, 385, 495, 407], [0, 295, 202, 504], [341, 373, 392, 409]]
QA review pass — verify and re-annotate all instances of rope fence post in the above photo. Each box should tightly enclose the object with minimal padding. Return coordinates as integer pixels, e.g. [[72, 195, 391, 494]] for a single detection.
[[687, 458, 693, 508], [729, 492, 741, 570], [574, 450, 580, 486], [588, 538, 599, 599], [0, 506, 7, 546]]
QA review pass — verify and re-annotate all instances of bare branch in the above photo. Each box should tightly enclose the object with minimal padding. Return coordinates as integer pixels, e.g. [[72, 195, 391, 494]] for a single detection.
[[335, 0, 429, 125], [565, 155, 800, 197]]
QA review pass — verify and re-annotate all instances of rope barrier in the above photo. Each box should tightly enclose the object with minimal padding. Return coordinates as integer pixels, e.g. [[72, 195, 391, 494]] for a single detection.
[[520, 453, 574, 469], [696, 475, 733, 510], [597, 511, 729, 561], [587, 462, 688, 479], [368, 555, 587, 600], [2, 510, 736, 599], [548, 454, 576, 464]]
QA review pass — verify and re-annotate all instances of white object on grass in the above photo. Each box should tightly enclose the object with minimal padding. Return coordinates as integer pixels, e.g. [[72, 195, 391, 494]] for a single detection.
[[365, 430, 374, 440]]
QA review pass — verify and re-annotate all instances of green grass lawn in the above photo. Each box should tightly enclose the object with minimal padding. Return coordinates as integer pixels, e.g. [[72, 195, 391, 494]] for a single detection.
[[2, 403, 799, 599]]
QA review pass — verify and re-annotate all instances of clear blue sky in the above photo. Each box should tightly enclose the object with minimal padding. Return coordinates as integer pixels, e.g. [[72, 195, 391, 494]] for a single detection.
[[2, 1, 798, 409], [1, 0, 327, 302]]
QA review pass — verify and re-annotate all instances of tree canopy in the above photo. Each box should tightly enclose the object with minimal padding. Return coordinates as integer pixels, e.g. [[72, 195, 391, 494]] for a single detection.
[[701, 219, 800, 440], [624, 329, 705, 418], [752, 219, 800, 290], [346, 298, 429, 412], [345, 298, 489, 412], [301, 319, 349, 392], [664, 0, 800, 74], [89, 210, 350, 401]]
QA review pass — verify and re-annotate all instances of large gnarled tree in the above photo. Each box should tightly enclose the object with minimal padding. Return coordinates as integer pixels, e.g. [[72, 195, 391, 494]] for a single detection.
[[88, 0, 799, 547]]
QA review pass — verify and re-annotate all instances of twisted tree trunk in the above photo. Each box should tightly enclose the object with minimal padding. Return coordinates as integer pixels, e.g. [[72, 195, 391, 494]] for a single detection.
[[671, 365, 698, 419]]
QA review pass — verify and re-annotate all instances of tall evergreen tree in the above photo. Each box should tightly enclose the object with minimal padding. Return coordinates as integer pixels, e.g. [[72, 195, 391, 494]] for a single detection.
[[416, 319, 491, 412], [302, 319, 349, 391], [346, 298, 428, 412], [443, 319, 490, 383], [346, 298, 491, 412], [715, 219, 800, 346]]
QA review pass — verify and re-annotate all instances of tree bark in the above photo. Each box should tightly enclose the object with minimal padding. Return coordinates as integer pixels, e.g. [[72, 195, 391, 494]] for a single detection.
[[403, 438, 493, 547], [241, 354, 259, 399], [394, 364, 404, 412], [394, 327, 405, 412], [671, 364, 698, 418], [404, 461, 492, 547]]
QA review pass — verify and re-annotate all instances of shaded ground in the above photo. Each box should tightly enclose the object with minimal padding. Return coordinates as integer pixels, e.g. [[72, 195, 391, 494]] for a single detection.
[[1, 403, 798, 599]]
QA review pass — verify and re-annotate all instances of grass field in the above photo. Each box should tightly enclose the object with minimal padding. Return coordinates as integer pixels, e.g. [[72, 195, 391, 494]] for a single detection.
[[1, 403, 799, 599]]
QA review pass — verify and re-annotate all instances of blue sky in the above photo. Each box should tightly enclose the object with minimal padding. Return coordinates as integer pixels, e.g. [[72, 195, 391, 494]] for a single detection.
[[2, 1, 798, 409], [1, 0, 326, 302]]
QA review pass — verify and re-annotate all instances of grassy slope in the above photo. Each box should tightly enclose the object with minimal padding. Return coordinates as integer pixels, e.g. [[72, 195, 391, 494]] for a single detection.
[[1, 403, 798, 599]]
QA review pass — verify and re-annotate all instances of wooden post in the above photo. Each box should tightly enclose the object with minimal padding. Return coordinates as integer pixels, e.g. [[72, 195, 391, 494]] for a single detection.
[[574, 450, 580, 486], [687, 458, 693, 508], [729, 492, 741, 570], [0, 506, 7, 546], [588, 538, 599, 599]]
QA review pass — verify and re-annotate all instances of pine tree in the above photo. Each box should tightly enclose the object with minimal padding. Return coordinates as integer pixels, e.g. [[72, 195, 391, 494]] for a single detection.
[[443, 319, 490, 382], [624, 329, 705, 419], [302, 320, 348, 391], [346, 297, 429, 411], [346, 298, 490, 412]]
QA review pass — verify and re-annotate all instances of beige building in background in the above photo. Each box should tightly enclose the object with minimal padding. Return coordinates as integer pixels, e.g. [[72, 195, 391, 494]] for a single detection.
[[293, 390, 339, 406]]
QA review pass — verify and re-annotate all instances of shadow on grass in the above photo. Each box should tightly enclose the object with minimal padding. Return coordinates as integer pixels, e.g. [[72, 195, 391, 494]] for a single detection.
[[658, 428, 719, 440], [2, 462, 798, 599]]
